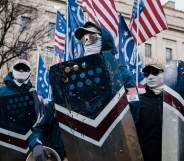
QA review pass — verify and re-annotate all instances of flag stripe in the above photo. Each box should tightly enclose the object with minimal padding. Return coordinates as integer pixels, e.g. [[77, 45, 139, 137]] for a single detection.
[[54, 11, 66, 58], [130, 0, 167, 44], [93, 1, 117, 35], [82, 0, 119, 38]]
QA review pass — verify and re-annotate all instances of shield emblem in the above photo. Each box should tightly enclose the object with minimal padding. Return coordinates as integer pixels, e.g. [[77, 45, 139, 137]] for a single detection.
[[50, 52, 143, 161], [163, 60, 184, 161], [0, 91, 39, 154]]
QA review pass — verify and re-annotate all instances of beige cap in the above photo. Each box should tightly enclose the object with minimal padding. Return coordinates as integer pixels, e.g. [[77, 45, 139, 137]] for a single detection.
[[75, 26, 101, 40], [26, 146, 61, 161], [143, 64, 164, 72], [13, 59, 31, 70]]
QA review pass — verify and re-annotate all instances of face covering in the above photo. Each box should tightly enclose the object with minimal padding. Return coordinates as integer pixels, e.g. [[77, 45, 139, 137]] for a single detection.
[[12, 69, 31, 86], [146, 72, 164, 95], [83, 35, 102, 56]]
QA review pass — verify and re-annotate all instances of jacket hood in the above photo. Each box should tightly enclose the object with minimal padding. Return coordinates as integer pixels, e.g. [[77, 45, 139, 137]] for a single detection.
[[4, 72, 32, 91], [82, 22, 117, 55]]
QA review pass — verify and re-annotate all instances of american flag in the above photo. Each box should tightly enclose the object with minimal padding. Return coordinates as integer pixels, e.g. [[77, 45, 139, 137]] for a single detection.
[[119, 14, 146, 93], [54, 11, 66, 60], [67, 0, 85, 61], [36, 53, 50, 100], [82, 0, 119, 38], [130, 0, 168, 44]]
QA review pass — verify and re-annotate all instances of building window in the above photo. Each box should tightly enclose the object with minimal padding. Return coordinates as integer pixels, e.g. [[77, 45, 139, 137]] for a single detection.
[[166, 48, 172, 62], [48, 22, 55, 38], [145, 43, 151, 57], [21, 16, 31, 31], [46, 47, 54, 62], [17, 41, 28, 59]]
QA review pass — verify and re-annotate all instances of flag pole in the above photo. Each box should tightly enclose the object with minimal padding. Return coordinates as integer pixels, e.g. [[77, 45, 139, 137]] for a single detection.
[[35, 46, 41, 91], [136, 0, 139, 87], [66, 0, 69, 61]]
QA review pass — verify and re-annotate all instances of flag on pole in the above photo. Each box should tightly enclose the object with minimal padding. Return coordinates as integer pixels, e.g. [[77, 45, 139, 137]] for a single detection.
[[119, 14, 145, 93], [82, 0, 119, 38], [67, 0, 85, 60], [36, 53, 50, 100], [130, 0, 168, 44], [54, 11, 66, 60]]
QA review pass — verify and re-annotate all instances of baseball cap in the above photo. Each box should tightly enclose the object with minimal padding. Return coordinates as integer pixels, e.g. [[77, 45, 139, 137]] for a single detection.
[[13, 59, 31, 72], [142, 64, 164, 73], [75, 26, 101, 40]]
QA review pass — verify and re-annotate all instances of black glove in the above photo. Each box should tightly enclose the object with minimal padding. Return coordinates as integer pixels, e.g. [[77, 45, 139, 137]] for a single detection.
[[32, 144, 47, 161]]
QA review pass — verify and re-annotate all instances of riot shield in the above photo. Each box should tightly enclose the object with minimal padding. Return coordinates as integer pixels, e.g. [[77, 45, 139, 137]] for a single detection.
[[0, 90, 40, 161], [163, 60, 184, 161], [49, 52, 143, 161]]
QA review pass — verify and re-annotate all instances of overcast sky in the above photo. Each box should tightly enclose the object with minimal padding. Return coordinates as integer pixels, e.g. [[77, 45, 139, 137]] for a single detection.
[[161, 0, 184, 11]]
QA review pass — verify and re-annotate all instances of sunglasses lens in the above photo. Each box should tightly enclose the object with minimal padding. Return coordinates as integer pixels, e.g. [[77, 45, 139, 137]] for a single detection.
[[82, 34, 97, 44], [144, 70, 161, 78], [14, 64, 30, 72]]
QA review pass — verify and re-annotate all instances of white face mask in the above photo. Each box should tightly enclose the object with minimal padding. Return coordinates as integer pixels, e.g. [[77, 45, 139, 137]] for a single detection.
[[83, 34, 102, 56], [12, 69, 31, 83], [146, 72, 164, 94], [146, 72, 164, 88]]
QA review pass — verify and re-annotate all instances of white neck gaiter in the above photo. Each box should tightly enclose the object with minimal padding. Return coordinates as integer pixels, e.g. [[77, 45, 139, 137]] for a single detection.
[[84, 38, 102, 56], [13, 78, 30, 87], [146, 72, 164, 95]]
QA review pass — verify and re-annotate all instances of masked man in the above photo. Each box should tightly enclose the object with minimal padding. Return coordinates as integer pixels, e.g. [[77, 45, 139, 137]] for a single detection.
[[0, 59, 37, 161], [137, 64, 164, 161], [75, 21, 140, 124]]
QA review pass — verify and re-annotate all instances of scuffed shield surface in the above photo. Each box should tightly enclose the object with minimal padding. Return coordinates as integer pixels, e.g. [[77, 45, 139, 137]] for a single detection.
[[50, 52, 143, 161], [163, 60, 184, 161], [0, 91, 39, 161]]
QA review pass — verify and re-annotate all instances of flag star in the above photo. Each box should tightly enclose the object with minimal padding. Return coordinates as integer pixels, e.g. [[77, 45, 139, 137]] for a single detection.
[[121, 39, 124, 44], [39, 77, 43, 81], [132, 69, 136, 74], [39, 70, 43, 74], [140, 68, 142, 72], [45, 89, 48, 93], [124, 31, 128, 37], [72, 6, 75, 11], [121, 48, 124, 53], [42, 84, 45, 88], [43, 65, 45, 68]]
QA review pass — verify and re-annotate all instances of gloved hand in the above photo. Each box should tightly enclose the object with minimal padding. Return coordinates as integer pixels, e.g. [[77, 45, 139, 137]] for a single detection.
[[32, 144, 48, 161]]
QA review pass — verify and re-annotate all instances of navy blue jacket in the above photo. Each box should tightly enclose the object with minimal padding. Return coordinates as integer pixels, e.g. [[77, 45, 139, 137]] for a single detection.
[[0, 72, 32, 96], [29, 101, 66, 160], [137, 87, 163, 161]]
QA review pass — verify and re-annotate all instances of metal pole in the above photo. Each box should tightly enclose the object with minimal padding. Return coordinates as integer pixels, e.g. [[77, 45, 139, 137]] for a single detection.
[[136, 0, 139, 87], [66, 0, 69, 61]]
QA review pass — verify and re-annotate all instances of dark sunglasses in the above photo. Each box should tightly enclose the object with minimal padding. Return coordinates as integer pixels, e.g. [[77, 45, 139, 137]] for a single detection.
[[81, 34, 101, 44], [143, 70, 163, 78], [14, 63, 30, 72]]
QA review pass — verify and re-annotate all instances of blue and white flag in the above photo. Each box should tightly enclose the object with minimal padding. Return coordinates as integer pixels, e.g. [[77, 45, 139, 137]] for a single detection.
[[36, 53, 50, 99], [67, 0, 85, 61], [119, 14, 145, 92], [54, 11, 66, 60]]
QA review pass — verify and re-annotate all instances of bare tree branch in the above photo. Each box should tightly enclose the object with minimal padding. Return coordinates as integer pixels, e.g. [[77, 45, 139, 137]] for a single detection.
[[0, 0, 53, 69]]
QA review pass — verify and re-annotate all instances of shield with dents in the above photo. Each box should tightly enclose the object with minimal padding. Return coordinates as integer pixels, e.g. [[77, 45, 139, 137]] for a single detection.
[[163, 60, 184, 161], [0, 91, 40, 161], [49, 52, 143, 161]]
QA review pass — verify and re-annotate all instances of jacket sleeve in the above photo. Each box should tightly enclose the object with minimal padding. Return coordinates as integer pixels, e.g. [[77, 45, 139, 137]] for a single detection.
[[119, 65, 140, 125], [29, 101, 66, 160]]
